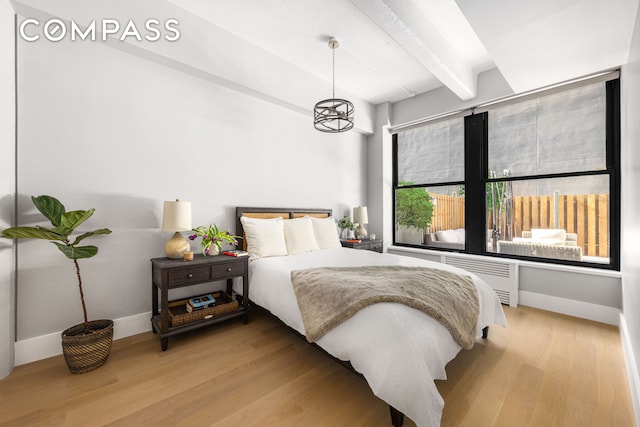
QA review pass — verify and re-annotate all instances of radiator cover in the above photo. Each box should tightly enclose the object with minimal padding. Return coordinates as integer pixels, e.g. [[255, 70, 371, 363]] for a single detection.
[[443, 255, 518, 307]]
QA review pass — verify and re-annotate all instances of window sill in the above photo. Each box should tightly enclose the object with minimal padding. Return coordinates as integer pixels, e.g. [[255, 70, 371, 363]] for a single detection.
[[388, 245, 622, 278]]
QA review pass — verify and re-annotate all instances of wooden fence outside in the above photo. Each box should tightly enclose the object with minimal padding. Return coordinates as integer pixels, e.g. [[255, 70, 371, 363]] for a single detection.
[[426, 193, 609, 257], [426, 193, 465, 233]]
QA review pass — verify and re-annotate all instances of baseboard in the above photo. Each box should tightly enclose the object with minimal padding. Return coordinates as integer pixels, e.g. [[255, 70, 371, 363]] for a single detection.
[[15, 312, 152, 366], [518, 290, 620, 325], [620, 313, 640, 427]]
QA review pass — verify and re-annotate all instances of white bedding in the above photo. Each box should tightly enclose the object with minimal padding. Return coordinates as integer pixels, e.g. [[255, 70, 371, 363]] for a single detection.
[[237, 247, 506, 427]]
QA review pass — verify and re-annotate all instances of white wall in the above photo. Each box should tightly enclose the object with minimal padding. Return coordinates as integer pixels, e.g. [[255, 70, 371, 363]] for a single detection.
[[621, 4, 640, 422], [13, 24, 367, 343], [10, 0, 375, 134], [366, 102, 392, 249], [0, 0, 16, 378]]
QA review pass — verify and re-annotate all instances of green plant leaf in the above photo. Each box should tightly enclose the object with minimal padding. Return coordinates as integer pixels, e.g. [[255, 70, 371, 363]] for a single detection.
[[338, 215, 356, 231], [396, 183, 433, 230], [53, 242, 98, 259], [1, 226, 65, 241], [72, 228, 112, 245], [54, 209, 94, 235], [31, 195, 65, 227]]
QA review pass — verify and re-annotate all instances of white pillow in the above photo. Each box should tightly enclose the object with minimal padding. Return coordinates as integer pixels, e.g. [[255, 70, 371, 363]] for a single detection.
[[531, 228, 566, 241], [240, 216, 288, 261], [453, 228, 465, 243], [310, 216, 341, 249], [436, 229, 460, 243], [283, 217, 320, 255]]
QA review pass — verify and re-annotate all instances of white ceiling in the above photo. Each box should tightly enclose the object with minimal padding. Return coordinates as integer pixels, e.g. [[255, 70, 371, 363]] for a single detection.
[[8, 0, 640, 133], [166, 0, 639, 105]]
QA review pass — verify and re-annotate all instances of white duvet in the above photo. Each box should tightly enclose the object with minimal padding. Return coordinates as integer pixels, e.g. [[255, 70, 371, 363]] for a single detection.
[[237, 247, 506, 427]]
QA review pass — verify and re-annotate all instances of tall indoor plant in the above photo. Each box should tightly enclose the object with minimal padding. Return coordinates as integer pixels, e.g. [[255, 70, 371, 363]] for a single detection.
[[1, 195, 113, 373]]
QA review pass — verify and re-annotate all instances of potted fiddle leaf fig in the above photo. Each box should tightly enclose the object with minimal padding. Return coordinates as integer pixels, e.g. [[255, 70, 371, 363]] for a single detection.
[[1, 195, 113, 374]]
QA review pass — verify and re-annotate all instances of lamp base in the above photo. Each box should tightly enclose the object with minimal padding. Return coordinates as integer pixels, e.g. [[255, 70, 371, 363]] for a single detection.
[[165, 232, 190, 259], [356, 224, 368, 239]]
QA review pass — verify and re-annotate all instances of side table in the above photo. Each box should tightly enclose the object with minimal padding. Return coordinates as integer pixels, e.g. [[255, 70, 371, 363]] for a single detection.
[[150, 254, 249, 351], [341, 239, 383, 253]]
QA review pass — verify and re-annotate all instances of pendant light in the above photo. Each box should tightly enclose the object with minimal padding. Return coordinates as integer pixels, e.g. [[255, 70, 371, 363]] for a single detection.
[[313, 38, 354, 133]]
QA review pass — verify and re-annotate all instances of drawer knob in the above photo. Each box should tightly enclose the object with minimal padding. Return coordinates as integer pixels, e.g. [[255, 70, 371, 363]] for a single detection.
[[188, 273, 193, 278], [227, 267, 232, 272]]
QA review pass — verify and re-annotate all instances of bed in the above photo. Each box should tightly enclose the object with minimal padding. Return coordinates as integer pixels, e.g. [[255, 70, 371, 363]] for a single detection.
[[234, 207, 506, 427]]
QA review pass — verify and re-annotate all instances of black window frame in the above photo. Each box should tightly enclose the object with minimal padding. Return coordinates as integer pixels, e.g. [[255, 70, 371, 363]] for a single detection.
[[392, 77, 621, 271]]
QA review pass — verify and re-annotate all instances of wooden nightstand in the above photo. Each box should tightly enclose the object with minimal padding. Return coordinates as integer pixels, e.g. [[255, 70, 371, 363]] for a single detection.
[[341, 239, 383, 253], [150, 254, 249, 351]]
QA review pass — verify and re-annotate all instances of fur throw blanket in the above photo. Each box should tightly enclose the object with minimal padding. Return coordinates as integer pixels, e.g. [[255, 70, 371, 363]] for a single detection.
[[291, 265, 479, 349]]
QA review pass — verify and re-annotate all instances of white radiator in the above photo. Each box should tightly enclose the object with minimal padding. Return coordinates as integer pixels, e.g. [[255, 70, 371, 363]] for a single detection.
[[443, 255, 518, 307]]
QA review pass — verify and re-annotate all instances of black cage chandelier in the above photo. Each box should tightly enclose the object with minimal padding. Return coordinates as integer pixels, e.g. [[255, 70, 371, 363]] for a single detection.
[[313, 38, 354, 133]]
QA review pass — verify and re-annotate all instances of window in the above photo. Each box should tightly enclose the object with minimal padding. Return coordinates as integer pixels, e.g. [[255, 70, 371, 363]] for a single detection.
[[393, 76, 620, 269], [487, 83, 607, 177], [394, 117, 465, 250]]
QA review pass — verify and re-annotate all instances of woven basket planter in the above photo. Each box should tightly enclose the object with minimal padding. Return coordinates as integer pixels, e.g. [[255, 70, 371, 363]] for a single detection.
[[61, 319, 114, 374]]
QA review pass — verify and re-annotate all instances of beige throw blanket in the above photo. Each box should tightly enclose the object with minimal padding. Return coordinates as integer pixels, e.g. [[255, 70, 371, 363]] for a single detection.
[[291, 266, 479, 349]]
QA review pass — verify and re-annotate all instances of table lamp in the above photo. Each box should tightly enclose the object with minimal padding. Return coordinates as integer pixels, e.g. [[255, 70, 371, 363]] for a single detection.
[[162, 199, 192, 259], [353, 206, 368, 239]]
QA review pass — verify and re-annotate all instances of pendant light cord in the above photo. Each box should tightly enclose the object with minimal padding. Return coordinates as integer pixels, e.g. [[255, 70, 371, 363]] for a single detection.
[[332, 45, 336, 99]]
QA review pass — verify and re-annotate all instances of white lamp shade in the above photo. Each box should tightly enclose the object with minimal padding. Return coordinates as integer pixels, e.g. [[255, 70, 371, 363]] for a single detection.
[[353, 206, 368, 224], [162, 200, 192, 232]]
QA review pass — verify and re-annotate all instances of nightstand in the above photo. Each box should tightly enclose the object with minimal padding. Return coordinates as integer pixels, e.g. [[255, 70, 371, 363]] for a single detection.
[[341, 239, 383, 253], [150, 254, 249, 351]]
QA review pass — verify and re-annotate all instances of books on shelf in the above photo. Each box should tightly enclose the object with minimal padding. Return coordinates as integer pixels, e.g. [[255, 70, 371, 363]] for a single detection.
[[223, 249, 249, 257], [186, 294, 216, 313]]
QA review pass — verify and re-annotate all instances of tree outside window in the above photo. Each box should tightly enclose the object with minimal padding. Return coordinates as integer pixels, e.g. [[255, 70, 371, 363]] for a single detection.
[[395, 182, 434, 245]]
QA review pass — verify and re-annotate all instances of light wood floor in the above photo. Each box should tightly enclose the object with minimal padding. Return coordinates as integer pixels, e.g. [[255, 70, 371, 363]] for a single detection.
[[0, 306, 634, 427]]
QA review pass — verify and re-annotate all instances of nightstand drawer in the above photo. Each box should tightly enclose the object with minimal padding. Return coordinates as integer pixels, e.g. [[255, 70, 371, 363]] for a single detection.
[[368, 241, 383, 252], [211, 261, 246, 279], [341, 239, 383, 253], [167, 266, 211, 287]]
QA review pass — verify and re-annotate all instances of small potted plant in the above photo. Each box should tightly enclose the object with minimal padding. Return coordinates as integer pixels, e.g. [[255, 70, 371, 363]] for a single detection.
[[190, 224, 241, 256], [1, 195, 112, 374], [337, 215, 358, 240]]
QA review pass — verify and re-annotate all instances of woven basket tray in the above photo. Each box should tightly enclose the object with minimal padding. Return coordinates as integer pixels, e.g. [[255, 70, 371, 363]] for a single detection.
[[169, 291, 239, 327]]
